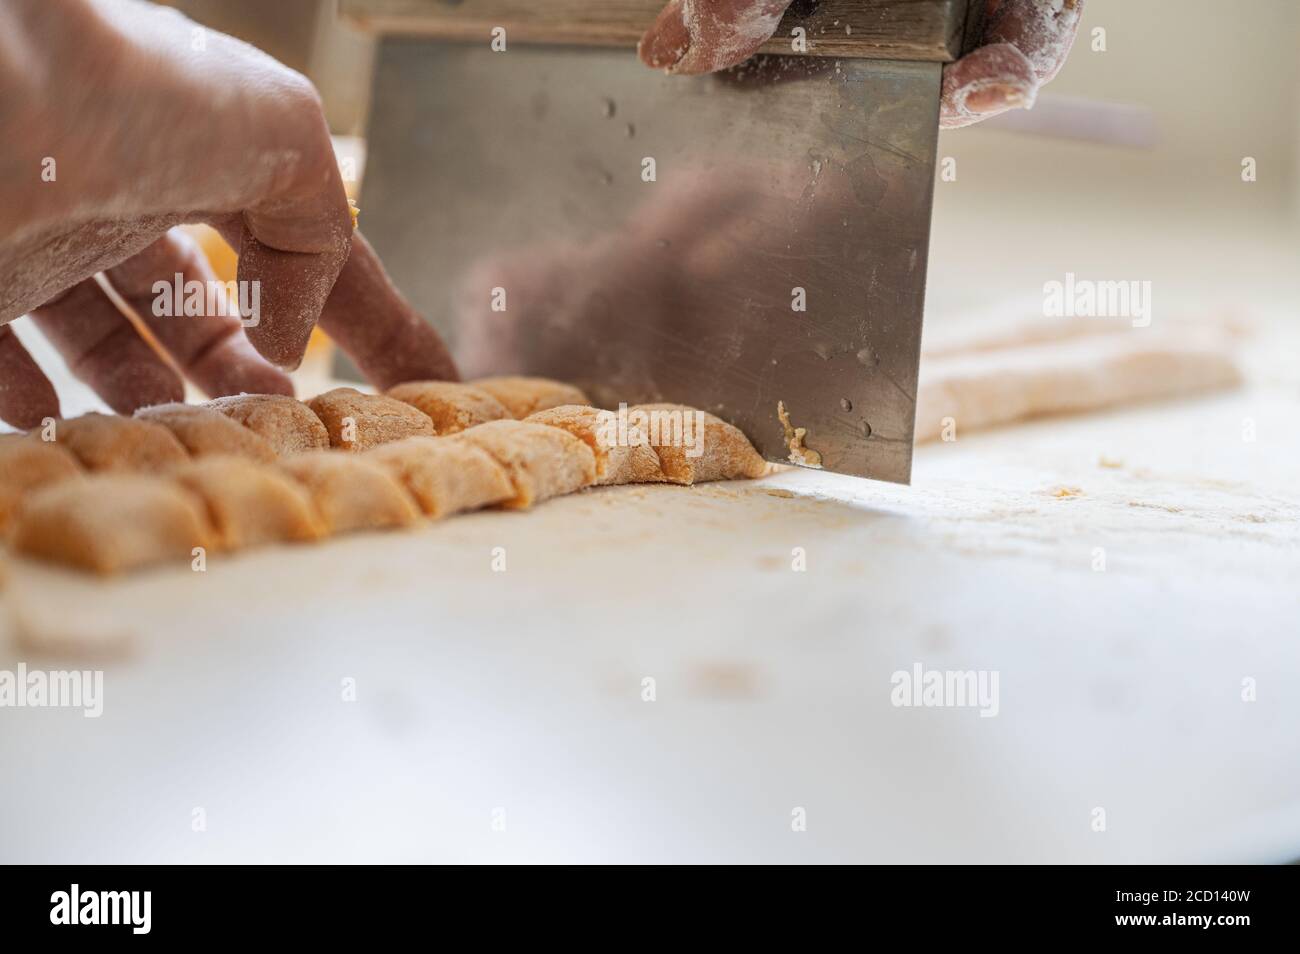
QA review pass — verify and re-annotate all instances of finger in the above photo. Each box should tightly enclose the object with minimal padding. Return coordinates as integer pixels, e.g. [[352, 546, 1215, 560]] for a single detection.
[[940, 0, 1085, 129], [639, 0, 794, 75], [0, 324, 60, 430], [985, 0, 1085, 85], [316, 232, 460, 389], [228, 187, 352, 372], [29, 280, 184, 415], [104, 229, 294, 399], [203, 78, 355, 371], [940, 42, 1038, 129]]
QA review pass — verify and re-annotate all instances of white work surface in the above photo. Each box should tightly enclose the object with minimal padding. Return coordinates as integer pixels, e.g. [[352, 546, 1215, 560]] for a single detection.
[[2, 379, 1298, 863], [1, 209, 1297, 863]]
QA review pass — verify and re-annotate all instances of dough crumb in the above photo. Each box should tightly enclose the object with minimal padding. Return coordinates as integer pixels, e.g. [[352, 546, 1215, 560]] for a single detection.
[[1128, 500, 1182, 513], [777, 401, 823, 468], [762, 487, 796, 498], [1098, 455, 1124, 469], [1051, 485, 1084, 498], [687, 661, 762, 700]]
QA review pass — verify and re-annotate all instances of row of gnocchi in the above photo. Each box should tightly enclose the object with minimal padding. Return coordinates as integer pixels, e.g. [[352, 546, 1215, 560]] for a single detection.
[[0, 377, 768, 574]]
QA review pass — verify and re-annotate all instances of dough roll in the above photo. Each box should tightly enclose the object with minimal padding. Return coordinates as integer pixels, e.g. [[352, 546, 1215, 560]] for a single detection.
[[3, 384, 771, 575], [278, 452, 420, 534], [0, 437, 83, 531], [37, 413, 188, 472], [471, 376, 591, 419], [914, 335, 1243, 443], [525, 405, 665, 486], [135, 403, 277, 462], [203, 393, 331, 455], [452, 419, 596, 509], [631, 404, 768, 484], [9, 474, 213, 575], [385, 380, 511, 434], [367, 436, 513, 519], [307, 387, 436, 451], [172, 456, 325, 550]]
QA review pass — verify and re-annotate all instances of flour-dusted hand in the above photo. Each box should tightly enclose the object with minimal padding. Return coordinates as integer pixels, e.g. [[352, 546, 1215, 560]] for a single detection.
[[638, 0, 1085, 128], [0, 0, 455, 429]]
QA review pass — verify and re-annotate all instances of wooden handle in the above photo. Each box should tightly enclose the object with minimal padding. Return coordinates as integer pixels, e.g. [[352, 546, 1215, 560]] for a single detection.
[[342, 0, 982, 63]]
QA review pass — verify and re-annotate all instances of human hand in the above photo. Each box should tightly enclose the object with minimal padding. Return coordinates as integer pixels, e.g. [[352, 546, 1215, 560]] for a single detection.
[[0, 0, 455, 429], [637, 0, 1085, 128]]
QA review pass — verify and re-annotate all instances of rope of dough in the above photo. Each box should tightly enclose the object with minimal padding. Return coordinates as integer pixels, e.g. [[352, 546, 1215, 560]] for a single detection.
[[2, 376, 767, 574], [915, 328, 1242, 443]]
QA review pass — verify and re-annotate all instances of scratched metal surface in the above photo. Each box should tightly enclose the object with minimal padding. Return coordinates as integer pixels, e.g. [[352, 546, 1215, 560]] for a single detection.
[[360, 41, 941, 483]]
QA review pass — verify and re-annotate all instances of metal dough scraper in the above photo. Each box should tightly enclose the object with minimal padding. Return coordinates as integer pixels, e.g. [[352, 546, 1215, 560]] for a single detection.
[[343, 0, 984, 483]]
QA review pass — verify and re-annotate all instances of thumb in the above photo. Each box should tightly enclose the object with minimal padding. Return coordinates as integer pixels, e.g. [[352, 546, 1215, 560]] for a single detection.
[[639, 0, 794, 75]]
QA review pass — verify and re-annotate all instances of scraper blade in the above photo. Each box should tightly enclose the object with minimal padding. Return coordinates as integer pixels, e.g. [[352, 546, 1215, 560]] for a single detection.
[[354, 1, 975, 483]]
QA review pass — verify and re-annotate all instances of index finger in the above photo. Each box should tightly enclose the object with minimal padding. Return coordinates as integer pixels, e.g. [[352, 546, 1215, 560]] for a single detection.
[[315, 232, 459, 389]]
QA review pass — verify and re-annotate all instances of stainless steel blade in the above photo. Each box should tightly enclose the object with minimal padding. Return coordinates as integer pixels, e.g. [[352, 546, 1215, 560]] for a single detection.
[[360, 40, 942, 483]]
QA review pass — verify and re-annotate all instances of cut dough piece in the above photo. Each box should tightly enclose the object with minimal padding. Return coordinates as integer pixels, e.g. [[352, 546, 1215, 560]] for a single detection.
[[367, 436, 513, 519], [914, 334, 1243, 443], [172, 456, 324, 550], [0, 438, 83, 531], [471, 376, 591, 419], [204, 393, 330, 456], [135, 402, 277, 462], [631, 404, 768, 484], [526, 404, 666, 485], [306, 387, 436, 451], [9, 474, 213, 574], [452, 419, 596, 508], [386, 380, 511, 434], [278, 452, 420, 533], [37, 413, 188, 472]]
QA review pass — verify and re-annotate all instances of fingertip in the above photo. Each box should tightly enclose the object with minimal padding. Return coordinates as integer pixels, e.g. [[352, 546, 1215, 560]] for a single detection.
[[316, 232, 461, 388], [639, 0, 690, 72], [237, 229, 345, 370], [98, 361, 186, 416], [941, 42, 1038, 128], [190, 333, 296, 399], [0, 326, 60, 430]]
